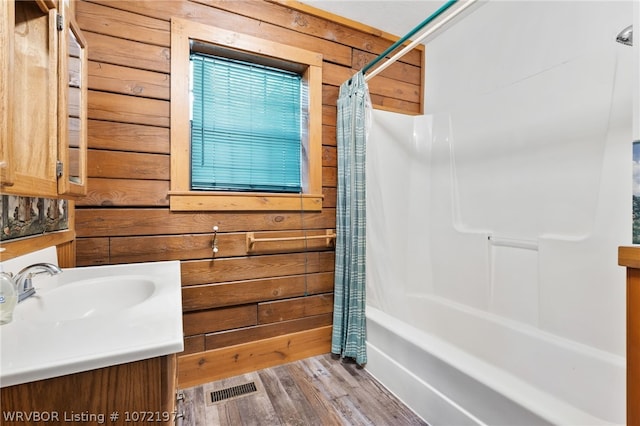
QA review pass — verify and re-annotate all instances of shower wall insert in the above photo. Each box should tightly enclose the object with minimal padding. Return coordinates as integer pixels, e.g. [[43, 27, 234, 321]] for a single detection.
[[358, 1, 631, 425]]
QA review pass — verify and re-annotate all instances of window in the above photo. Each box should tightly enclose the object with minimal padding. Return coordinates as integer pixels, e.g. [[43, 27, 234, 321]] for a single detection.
[[190, 53, 303, 193], [170, 18, 323, 211]]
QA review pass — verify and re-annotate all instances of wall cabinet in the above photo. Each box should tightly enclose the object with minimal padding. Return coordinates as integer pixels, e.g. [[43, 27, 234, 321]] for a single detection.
[[1, 0, 87, 198]]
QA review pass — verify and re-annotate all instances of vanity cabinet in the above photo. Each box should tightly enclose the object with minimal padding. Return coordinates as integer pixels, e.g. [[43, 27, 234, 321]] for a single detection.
[[1, 0, 87, 197], [0, 354, 177, 426]]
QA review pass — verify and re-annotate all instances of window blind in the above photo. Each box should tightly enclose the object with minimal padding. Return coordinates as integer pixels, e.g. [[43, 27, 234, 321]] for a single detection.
[[190, 53, 303, 192]]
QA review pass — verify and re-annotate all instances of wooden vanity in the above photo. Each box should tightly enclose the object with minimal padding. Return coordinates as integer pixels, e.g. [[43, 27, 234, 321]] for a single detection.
[[0, 355, 177, 426], [618, 246, 640, 425]]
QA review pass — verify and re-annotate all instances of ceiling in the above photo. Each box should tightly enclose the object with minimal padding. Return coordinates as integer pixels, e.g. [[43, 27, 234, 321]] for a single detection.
[[297, 0, 446, 40]]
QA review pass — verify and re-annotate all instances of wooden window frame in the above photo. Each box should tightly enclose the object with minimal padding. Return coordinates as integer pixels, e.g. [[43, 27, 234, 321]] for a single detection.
[[170, 18, 323, 212]]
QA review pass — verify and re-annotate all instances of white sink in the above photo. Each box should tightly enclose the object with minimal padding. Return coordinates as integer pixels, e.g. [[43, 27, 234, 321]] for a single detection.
[[0, 258, 184, 388], [19, 276, 156, 323]]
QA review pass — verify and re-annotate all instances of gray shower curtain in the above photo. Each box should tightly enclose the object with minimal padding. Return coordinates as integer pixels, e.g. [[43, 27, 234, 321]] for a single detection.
[[331, 71, 370, 365]]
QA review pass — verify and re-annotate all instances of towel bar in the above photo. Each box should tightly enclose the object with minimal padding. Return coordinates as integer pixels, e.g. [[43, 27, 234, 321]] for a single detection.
[[246, 230, 336, 251]]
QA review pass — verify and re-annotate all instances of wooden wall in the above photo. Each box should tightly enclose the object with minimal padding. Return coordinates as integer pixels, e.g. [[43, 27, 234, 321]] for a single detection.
[[73, 0, 423, 385]]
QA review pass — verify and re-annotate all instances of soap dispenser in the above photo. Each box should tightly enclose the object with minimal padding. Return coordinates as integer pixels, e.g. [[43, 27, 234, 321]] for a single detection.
[[0, 272, 17, 325]]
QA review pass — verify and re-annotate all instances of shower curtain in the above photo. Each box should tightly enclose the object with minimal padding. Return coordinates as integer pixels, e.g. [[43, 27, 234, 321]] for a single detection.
[[331, 71, 370, 365]]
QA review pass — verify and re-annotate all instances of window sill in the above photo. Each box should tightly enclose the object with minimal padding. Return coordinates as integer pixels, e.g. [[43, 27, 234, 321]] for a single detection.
[[168, 191, 323, 212]]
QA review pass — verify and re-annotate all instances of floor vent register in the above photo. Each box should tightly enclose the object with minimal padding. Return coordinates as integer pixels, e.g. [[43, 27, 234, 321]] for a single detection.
[[210, 382, 258, 404]]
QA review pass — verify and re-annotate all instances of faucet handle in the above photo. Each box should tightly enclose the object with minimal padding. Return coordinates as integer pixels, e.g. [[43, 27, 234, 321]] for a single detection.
[[14, 263, 62, 302]]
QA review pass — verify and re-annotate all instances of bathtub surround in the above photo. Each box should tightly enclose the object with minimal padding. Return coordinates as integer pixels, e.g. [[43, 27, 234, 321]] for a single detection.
[[332, 71, 370, 365], [364, 1, 631, 424]]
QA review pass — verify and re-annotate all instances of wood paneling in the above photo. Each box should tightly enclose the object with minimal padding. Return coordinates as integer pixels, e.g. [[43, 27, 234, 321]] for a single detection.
[[183, 272, 334, 311], [76, 208, 336, 238], [75, 0, 424, 388]]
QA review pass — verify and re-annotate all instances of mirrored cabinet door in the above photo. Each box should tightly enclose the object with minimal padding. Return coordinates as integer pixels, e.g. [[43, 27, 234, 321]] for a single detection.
[[57, 4, 87, 196]]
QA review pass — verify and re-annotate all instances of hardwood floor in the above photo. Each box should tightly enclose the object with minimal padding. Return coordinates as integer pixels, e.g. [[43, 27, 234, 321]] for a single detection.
[[178, 353, 427, 426]]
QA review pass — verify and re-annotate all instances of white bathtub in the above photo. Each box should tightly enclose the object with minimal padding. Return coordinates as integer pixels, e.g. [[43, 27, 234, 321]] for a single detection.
[[365, 298, 625, 426]]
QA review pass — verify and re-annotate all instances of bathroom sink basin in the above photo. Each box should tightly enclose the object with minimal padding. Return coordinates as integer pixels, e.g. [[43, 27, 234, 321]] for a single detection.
[[20, 276, 156, 323], [0, 255, 184, 388]]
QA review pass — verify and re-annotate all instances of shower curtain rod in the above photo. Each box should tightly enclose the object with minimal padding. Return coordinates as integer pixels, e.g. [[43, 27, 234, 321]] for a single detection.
[[361, 0, 479, 82]]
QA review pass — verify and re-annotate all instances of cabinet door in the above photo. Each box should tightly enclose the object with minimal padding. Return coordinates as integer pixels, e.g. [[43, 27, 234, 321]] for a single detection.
[[1, 1, 59, 198], [57, 3, 87, 196], [1, 0, 15, 187]]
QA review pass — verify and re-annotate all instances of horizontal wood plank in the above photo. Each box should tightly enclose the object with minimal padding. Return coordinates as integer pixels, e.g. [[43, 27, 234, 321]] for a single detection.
[[322, 125, 336, 147], [87, 150, 170, 180], [83, 31, 170, 73], [109, 231, 334, 264], [77, 178, 169, 207], [370, 94, 421, 115], [182, 272, 334, 311], [76, 237, 109, 266], [322, 146, 336, 167], [205, 313, 332, 350], [323, 187, 336, 209], [183, 305, 258, 336], [368, 74, 420, 104], [88, 120, 170, 154], [322, 105, 336, 127], [322, 84, 339, 107], [88, 90, 170, 127], [77, 0, 170, 46], [88, 61, 170, 100], [258, 293, 334, 324], [322, 167, 337, 188], [75, 208, 337, 237], [177, 326, 332, 387], [180, 252, 335, 286], [182, 335, 205, 356]]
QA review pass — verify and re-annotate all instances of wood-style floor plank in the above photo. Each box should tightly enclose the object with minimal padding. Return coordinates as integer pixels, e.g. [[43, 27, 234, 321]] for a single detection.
[[179, 353, 427, 426]]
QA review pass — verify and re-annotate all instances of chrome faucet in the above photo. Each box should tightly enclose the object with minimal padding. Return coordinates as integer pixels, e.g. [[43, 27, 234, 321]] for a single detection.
[[14, 263, 63, 302]]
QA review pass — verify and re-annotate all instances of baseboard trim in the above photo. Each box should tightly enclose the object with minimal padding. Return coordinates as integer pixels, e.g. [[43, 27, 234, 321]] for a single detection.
[[177, 326, 332, 388]]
